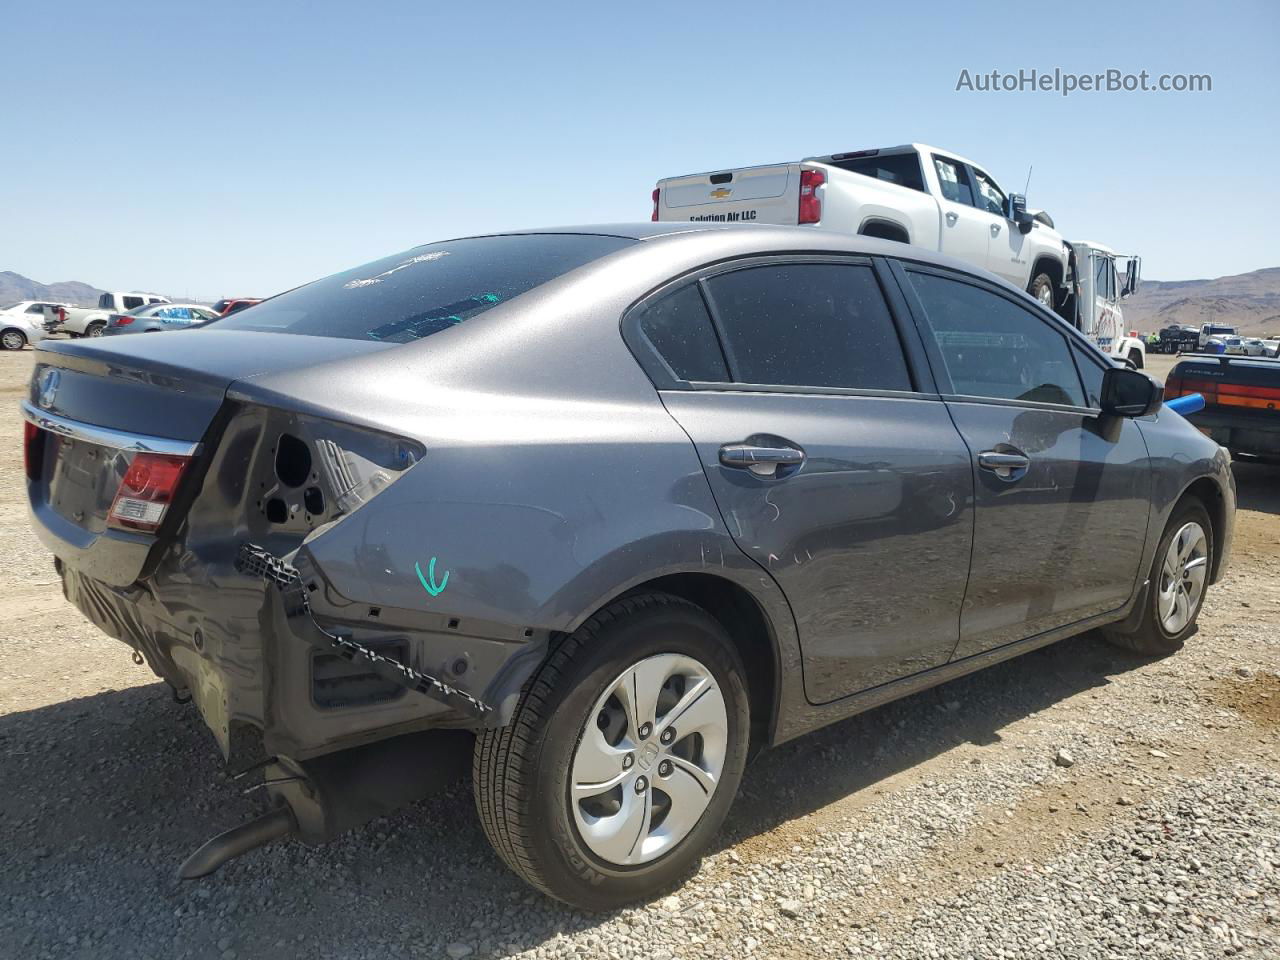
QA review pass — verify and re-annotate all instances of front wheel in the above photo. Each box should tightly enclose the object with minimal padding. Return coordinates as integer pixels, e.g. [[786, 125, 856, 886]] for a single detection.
[[1028, 273, 1055, 310], [1, 329, 27, 351], [1102, 501, 1212, 655], [473, 593, 750, 910]]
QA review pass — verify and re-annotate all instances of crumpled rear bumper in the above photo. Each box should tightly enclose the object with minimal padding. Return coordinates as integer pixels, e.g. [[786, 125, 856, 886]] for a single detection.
[[57, 554, 543, 770]]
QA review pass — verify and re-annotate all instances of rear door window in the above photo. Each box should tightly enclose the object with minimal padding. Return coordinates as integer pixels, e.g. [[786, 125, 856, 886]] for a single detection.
[[908, 270, 1086, 407], [122, 296, 144, 310], [213, 233, 635, 343], [635, 285, 729, 382], [703, 262, 912, 392]]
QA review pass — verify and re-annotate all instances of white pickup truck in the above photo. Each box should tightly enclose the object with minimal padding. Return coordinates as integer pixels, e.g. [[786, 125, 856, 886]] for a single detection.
[[47, 290, 170, 338], [654, 143, 1072, 309]]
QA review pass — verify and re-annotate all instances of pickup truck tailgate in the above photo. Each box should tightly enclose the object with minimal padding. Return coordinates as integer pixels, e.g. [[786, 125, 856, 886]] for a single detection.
[[657, 163, 800, 224]]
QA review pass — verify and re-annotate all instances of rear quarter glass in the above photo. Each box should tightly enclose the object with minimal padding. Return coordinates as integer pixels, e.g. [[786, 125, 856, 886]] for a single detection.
[[211, 234, 636, 343]]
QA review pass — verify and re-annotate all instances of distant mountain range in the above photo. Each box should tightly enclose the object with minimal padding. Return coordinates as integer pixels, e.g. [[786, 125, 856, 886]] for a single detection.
[[0, 271, 107, 307], [1122, 267, 1280, 336], [4, 264, 1278, 336]]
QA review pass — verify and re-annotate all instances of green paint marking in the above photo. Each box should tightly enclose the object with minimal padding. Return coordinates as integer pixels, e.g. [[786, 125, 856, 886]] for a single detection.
[[415, 557, 450, 597]]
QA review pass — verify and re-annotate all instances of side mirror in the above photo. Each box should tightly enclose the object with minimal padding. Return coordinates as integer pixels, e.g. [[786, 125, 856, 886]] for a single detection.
[[1100, 366, 1163, 418], [1008, 193, 1034, 234], [1121, 256, 1142, 299]]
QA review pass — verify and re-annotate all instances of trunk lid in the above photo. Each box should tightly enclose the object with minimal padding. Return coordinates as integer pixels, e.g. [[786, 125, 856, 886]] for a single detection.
[[25, 331, 395, 585], [656, 162, 801, 225]]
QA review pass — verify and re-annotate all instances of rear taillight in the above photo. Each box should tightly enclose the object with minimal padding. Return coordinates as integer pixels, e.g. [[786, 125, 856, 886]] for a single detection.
[[112, 314, 133, 326], [108, 453, 190, 532], [23, 421, 44, 481], [799, 169, 825, 224], [57, 307, 67, 323], [651, 187, 660, 222], [1169, 376, 1280, 411]]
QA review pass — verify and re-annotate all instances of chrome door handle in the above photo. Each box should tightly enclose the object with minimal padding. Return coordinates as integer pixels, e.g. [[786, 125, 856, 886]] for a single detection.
[[945, 211, 959, 225], [719, 443, 805, 478], [977, 450, 1030, 480]]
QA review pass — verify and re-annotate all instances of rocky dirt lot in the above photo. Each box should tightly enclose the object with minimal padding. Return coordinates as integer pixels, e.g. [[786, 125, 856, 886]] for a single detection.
[[0, 349, 1276, 960]]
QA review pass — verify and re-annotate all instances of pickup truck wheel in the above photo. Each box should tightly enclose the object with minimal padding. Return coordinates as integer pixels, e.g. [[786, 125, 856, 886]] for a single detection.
[[1102, 501, 1212, 655], [1127, 348, 1144, 369], [85, 321, 106, 338], [473, 593, 750, 911], [1, 329, 27, 351], [1028, 273, 1055, 309]]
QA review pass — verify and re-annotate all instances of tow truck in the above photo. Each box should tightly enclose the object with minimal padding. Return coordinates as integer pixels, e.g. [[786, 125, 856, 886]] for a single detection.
[[1062, 241, 1147, 368]]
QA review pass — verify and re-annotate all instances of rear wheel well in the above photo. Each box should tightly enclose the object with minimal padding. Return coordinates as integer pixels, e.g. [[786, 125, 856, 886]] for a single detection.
[[1175, 478, 1227, 581], [858, 219, 910, 244], [620, 574, 778, 754]]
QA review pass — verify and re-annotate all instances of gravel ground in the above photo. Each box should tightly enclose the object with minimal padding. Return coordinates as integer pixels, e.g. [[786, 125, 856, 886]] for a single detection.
[[1, 349, 1277, 959]]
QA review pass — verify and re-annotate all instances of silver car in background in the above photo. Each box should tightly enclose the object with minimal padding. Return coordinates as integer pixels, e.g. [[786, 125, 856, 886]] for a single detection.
[[23, 224, 1235, 909], [0, 300, 58, 350]]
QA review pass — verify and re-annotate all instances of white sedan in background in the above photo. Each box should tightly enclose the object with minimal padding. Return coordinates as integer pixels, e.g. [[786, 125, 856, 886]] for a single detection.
[[1240, 338, 1268, 356], [0, 300, 60, 350]]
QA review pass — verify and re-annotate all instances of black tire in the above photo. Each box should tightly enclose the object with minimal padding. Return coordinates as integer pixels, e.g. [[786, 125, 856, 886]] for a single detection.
[[85, 321, 105, 338], [1128, 348, 1144, 369], [1102, 500, 1213, 655], [473, 592, 750, 911], [1, 328, 27, 351], [1028, 273, 1056, 310]]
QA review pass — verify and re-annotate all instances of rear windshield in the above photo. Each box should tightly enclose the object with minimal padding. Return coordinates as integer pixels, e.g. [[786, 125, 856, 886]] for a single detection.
[[213, 233, 636, 343], [825, 153, 925, 192]]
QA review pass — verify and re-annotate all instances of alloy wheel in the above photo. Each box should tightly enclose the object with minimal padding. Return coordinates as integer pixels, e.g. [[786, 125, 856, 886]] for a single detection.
[[570, 653, 728, 866], [1158, 521, 1208, 634]]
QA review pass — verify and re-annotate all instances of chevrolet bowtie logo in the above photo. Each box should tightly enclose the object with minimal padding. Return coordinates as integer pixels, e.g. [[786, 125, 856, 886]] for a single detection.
[[709, 187, 732, 199]]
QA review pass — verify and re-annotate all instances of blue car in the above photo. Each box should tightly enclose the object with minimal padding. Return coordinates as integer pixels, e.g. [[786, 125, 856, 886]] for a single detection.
[[103, 302, 219, 335]]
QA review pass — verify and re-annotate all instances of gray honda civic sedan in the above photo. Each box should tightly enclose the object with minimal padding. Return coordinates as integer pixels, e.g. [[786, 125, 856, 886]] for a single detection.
[[23, 223, 1234, 909]]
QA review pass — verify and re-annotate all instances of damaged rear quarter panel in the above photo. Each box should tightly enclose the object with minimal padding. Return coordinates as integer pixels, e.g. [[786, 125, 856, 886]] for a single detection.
[[212, 241, 813, 756]]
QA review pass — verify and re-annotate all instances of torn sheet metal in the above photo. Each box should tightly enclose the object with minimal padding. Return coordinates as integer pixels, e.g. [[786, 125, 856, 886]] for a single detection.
[[235, 542, 491, 718]]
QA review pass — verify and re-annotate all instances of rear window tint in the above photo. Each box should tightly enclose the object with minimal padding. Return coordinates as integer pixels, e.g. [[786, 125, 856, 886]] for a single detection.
[[213, 234, 635, 343], [826, 153, 925, 192], [636, 285, 729, 382], [704, 263, 912, 392]]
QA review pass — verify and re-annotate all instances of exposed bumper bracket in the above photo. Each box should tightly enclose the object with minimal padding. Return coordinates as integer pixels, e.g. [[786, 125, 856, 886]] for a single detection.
[[235, 542, 492, 719]]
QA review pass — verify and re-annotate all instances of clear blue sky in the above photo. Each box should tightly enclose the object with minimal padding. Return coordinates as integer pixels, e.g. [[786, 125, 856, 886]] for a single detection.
[[3, 0, 1276, 297]]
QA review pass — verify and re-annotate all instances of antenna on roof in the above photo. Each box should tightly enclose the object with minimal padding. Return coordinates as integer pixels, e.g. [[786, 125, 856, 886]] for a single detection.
[[1023, 165, 1034, 199]]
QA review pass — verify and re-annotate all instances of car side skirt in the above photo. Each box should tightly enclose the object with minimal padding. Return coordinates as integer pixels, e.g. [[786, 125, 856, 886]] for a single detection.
[[770, 608, 1128, 746]]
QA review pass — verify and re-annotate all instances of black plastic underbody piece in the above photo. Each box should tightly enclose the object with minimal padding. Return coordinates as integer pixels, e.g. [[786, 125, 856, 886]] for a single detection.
[[234, 542, 492, 718]]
